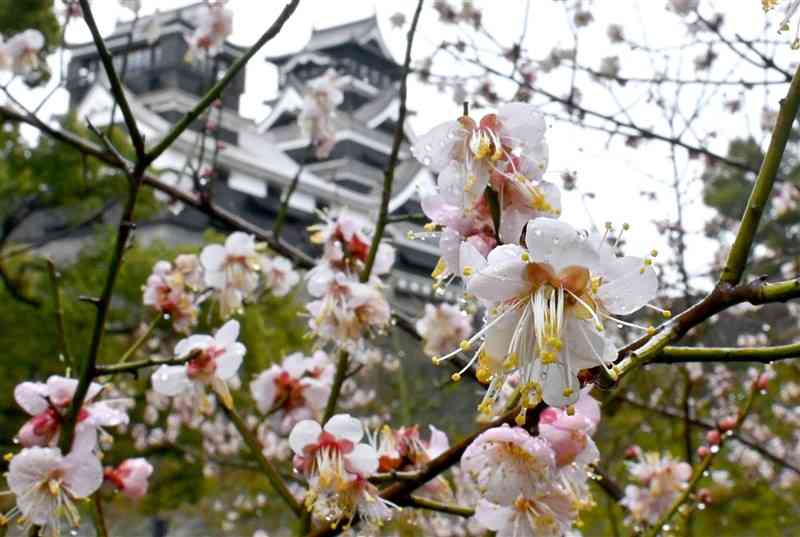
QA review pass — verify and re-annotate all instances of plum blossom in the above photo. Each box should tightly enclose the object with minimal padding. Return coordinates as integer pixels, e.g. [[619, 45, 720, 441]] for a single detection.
[[669, 0, 699, 15], [201, 232, 261, 318], [299, 68, 344, 159], [462, 425, 580, 537], [104, 458, 153, 498], [538, 386, 601, 467], [474, 493, 578, 537], [143, 254, 203, 333], [289, 414, 394, 527], [306, 272, 391, 349], [3, 447, 103, 534], [1, 30, 45, 75], [621, 452, 692, 525], [185, 1, 233, 61], [416, 302, 473, 357], [261, 255, 300, 297], [308, 208, 396, 279], [438, 217, 657, 417], [412, 102, 559, 244], [250, 351, 333, 432], [14, 376, 129, 453], [152, 320, 246, 409]]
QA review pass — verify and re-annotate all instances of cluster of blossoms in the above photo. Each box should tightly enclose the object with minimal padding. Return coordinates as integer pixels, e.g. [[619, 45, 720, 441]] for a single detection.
[[299, 68, 344, 159], [250, 351, 334, 433], [3, 377, 142, 534], [461, 388, 601, 536], [411, 103, 662, 424], [621, 450, 692, 525], [305, 209, 395, 352], [416, 302, 473, 357], [144, 232, 300, 327], [289, 414, 396, 528], [185, 1, 234, 61], [0, 29, 45, 76]]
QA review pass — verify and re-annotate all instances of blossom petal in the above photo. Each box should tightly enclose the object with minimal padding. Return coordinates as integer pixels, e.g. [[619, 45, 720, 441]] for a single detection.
[[214, 319, 240, 347], [151, 365, 192, 396], [596, 257, 658, 315], [346, 443, 379, 477], [14, 382, 48, 415], [62, 450, 104, 498], [324, 413, 363, 443], [525, 217, 597, 272], [467, 247, 530, 302], [215, 343, 245, 380], [411, 122, 462, 172], [289, 420, 322, 455], [475, 499, 513, 532], [200, 244, 226, 272], [174, 334, 214, 358], [540, 362, 580, 408]]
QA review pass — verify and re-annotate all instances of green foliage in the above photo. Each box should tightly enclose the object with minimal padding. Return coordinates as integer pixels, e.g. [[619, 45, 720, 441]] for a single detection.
[[0, 0, 60, 47]]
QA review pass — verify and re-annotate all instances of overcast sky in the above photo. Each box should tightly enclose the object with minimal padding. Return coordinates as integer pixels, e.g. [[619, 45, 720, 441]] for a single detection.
[[8, 0, 795, 292]]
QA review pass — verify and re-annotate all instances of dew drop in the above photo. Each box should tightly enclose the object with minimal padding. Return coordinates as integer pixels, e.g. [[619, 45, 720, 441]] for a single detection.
[[424, 144, 432, 152], [423, 157, 432, 166], [710, 445, 719, 454], [553, 238, 560, 245]]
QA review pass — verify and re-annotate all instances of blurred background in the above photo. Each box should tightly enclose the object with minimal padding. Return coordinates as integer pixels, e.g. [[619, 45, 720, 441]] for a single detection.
[[1, 0, 800, 535]]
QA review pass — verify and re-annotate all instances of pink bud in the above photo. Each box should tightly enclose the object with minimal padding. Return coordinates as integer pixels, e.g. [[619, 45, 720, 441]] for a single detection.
[[697, 488, 712, 504], [706, 430, 721, 445], [697, 445, 710, 458], [625, 445, 641, 460], [755, 374, 769, 390], [216, 141, 226, 151], [718, 416, 737, 432], [212, 99, 223, 109]]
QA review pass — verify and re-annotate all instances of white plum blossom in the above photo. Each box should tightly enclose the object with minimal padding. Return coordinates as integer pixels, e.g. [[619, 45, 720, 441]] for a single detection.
[[152, 320, 246, 409], [250, 351, 333, 433], [201, 232, 261, 318], [289, 414, 394, 527], [462, 425, 580, 537], [621, 452, 692, 525], [308, 208, 396, 279], [306, 272, 391, 350], [104, 458, 154, 499], [142, 254, 203, 333], [668, 0, 699, 15], [261, 255, 300, 297], [1, 29, 45, 75], [411, 102, 559, 244], [299, 68, 344, 159], [185, 1, 233, 61], [14, 376, 129, 453], [439, 217, 657, 417], [3, 447, 103, 534], [461, 425, 557, 504], [416, 303, 473, 357]]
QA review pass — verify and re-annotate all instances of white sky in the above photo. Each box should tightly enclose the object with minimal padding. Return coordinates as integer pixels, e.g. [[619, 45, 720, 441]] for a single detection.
[[8, 0, 796, 292]]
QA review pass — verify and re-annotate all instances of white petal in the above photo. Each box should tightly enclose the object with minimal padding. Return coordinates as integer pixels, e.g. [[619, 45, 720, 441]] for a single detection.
[[346, 443, 379, 477], [225, 232, 255, 257], [525, 217, 597, 272], [14, 382, 49, 415], [411, 122, 462, 172], [596, 257, 658, 315], [289, 420, 322, 455], [458, 241, 487, 277], [324, 413, 363, 443], [72, 421, 98, 455], [200, 244, 227, 272], [45, 376, 79, 407], [427, 426, 450, 459], [62, 450, 103, 498], [250, 369, 279, 413], [467, 254, 530, 303], [563, 318, 615, 370], [214, 319, 241, 347], [484, 307, 523, 360], [215, 343, 245, 380], [174, 334, 214, 358], [540, 362, 580, 408], [151, 365, 192, 396], [475, 499, 513, 532]]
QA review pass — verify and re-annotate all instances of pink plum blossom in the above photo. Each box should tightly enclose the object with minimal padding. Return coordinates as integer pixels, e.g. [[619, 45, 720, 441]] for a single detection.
[[250, 351, 333, 432], [201, 232, 261, 318], [152, 320, 246, 409], [185, 1, 233, 61], [142, 254, 203, 333], [104, 458, 154, 499], [14, 376, 129, 453], [621, 452, 692, 524], [2, 30, 45, 75], [539, 386, 601, 466], [416, 303, 473, 357], [260, 255, 300, 297], [299, 68, 344, 159]]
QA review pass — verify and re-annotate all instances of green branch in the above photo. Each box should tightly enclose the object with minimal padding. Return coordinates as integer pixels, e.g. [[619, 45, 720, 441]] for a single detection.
[[655, 342, 800, 364], [719, 64, 800, 285], [403, 495, 474, 518], [78, 0, 145, 160], [145, 0, 301, 165], [220, 403, 303, 517]]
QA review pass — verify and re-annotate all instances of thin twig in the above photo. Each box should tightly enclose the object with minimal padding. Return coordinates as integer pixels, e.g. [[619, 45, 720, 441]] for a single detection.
[[116, 315, 162, 364], [46, 258, 73, 370]]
